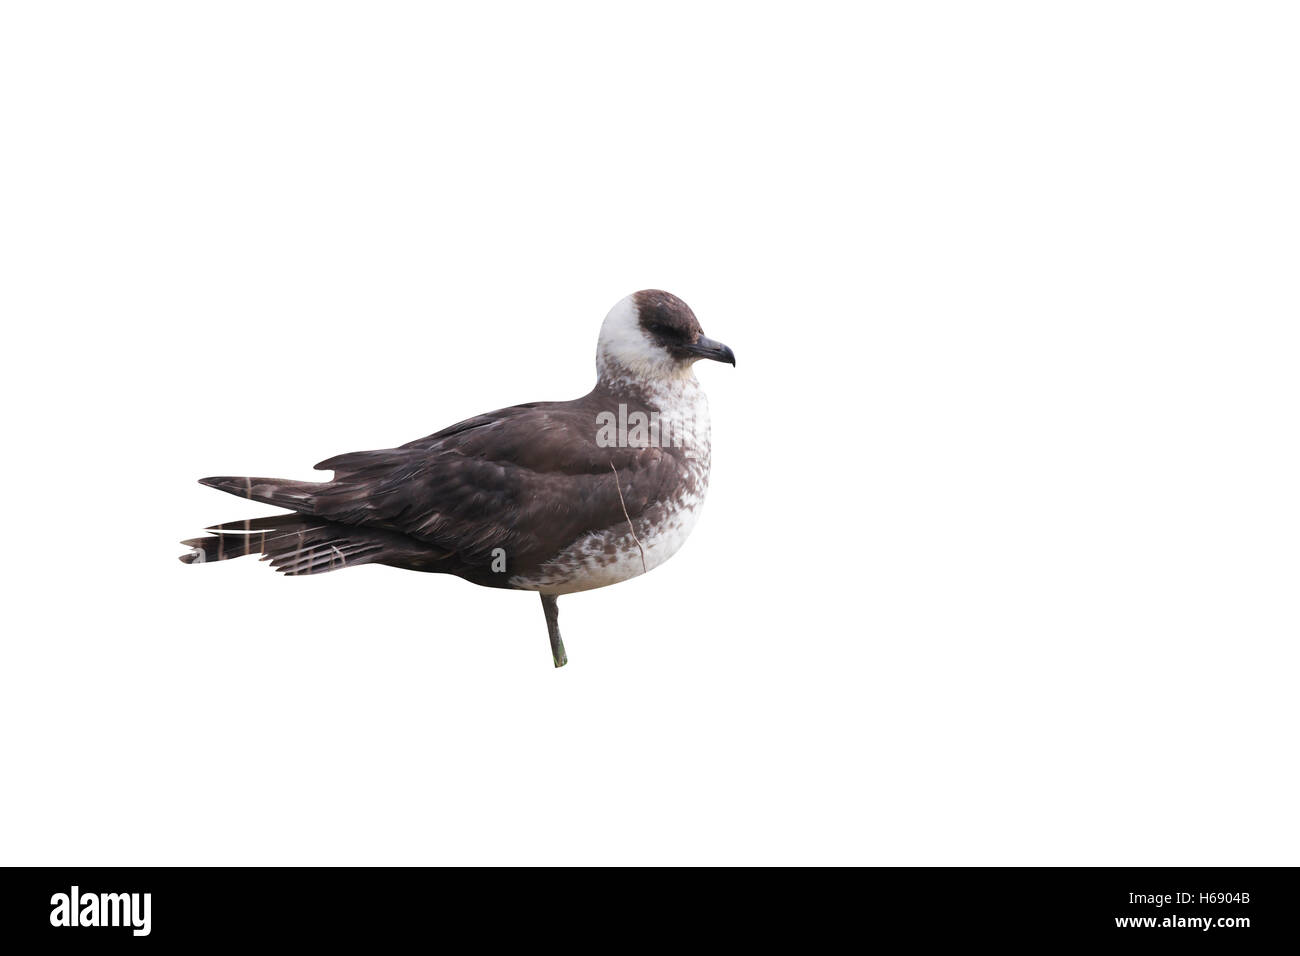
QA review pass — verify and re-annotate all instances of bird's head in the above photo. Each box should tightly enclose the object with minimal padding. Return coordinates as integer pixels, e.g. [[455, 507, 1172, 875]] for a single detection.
[[596, 290, 736, 384]]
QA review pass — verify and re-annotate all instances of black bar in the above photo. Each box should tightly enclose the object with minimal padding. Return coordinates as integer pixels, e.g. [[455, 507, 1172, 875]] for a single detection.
[[0, 867, 1293, 945]]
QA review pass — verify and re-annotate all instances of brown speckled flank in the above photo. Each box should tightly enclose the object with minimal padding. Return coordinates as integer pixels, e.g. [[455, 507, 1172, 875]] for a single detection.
[[181, 290, 734, 666]]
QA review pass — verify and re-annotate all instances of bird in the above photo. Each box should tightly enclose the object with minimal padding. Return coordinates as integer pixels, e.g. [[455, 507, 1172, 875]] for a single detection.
[[180, 289, 735, 667]]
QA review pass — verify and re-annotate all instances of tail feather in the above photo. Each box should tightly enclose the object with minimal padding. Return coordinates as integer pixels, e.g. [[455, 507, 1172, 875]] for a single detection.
[[179, 514, 386, 576], [198, 476, 324, 512], [205, 514, 308, 532], [185, 476, 454, 575], [271, 540, 386, 575]]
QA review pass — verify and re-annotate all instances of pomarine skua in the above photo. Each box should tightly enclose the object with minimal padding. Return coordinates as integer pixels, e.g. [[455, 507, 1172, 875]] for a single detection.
[[181, 290, 735, 667]]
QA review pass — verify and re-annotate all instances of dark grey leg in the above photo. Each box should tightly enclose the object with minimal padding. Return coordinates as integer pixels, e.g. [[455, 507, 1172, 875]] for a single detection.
[[540, 593, 567, 668]]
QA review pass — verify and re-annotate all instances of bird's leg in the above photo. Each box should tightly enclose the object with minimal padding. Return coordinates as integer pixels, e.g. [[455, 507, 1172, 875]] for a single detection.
[[540, 593, 567, 668]]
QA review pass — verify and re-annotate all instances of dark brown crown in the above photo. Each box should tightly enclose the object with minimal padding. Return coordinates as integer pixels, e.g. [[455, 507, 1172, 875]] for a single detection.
[[634, 290, 702, 357]]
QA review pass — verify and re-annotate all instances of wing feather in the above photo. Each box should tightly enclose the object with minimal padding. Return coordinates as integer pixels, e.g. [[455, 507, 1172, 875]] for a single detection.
[[305, 400, 687, 574]]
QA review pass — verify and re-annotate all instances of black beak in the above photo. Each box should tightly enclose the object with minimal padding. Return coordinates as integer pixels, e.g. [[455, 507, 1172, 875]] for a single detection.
[[684, 335, 736, 367]]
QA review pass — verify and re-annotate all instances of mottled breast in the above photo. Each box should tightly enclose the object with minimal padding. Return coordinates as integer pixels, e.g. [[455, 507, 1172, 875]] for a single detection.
[[510, 378, 711, 594]]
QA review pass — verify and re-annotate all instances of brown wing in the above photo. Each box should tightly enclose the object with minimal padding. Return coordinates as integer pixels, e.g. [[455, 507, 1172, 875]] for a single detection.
[[309, 398, 689, 575]]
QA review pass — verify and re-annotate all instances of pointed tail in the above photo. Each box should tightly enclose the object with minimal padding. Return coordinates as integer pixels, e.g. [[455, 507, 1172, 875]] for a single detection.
[[179, 513, 388, 575], [197, 476, 325, 512]]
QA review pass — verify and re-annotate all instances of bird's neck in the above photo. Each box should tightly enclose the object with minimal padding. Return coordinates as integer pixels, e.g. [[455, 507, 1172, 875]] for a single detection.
[[592, 374, 711, 463], [597, 368, 700, 411]]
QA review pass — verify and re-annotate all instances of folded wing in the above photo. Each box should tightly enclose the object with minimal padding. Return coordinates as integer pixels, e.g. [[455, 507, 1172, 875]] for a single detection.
[[308, 401, 687, 578]]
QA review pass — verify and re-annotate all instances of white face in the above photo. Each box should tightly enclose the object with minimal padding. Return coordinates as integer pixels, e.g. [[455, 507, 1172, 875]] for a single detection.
[[595, 294, 690, 383]]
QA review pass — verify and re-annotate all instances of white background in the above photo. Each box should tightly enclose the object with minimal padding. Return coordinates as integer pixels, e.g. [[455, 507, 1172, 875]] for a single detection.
[[2, 2, 1296, 865]]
